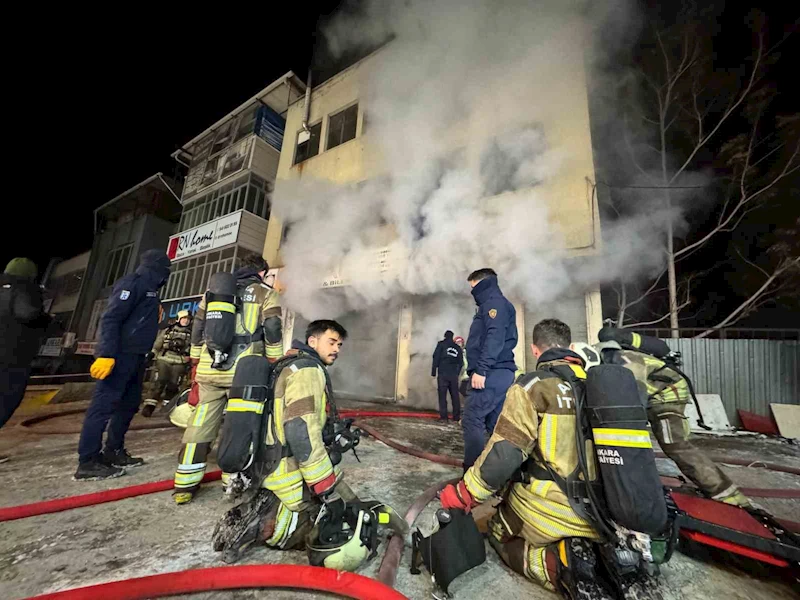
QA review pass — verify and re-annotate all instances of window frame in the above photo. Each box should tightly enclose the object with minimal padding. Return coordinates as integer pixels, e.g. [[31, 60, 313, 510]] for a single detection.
[[326, 103, 359, 151]]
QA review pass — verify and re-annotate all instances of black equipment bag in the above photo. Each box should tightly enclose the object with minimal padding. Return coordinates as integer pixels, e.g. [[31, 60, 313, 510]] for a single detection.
[[411, 508, 486, 593], [585, 364, 667, 535], [204, 272, 239, 370]]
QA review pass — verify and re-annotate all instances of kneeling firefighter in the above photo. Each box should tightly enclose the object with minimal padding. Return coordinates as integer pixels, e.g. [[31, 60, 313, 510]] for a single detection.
[[173, 257, 283, 505], [589, 328, 750, 508], [142, 309, 193, 417], [439, 319, 668, 600], [211, 319, 407, 567]]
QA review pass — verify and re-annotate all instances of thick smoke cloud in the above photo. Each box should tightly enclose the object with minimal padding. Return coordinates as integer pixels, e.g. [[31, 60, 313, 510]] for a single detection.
[[273, 0, 667, 405]]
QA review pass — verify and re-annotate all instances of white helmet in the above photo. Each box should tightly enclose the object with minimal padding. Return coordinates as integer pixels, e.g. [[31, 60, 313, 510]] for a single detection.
[[570, 342, 601, 370]]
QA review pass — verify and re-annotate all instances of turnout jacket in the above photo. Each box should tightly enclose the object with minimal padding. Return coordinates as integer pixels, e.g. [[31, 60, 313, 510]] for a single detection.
[[601, 347, 689, 406], [152, 322, 192, 364], [190, 266, 282, 386], [262, 340, 338, 511], [463, 348, 598, 542]]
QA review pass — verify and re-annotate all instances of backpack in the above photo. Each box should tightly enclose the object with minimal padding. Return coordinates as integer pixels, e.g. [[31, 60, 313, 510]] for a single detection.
[[531, 363, 668, 540], [216, 351, 338, 493]]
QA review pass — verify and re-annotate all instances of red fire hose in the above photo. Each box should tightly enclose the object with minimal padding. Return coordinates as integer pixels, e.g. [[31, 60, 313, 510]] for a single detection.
[[26, 565, 407, 600], [377, 478, 458, 587], [0, 472, 222, 523]]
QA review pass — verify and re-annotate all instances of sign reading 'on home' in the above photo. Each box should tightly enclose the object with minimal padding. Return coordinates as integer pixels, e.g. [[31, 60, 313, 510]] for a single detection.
[[167, 211, 242, 261]]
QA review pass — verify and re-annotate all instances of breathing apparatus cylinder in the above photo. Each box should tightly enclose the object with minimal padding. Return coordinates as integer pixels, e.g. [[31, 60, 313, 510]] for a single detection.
[[204, 272, 238, 369], [598, 327, 671, 359], [217, 355, 273, 475], [585, 364, 667, 536]]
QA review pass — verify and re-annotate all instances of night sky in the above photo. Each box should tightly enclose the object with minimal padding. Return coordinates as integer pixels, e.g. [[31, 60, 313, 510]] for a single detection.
[[6, 2, 797, 327], [4, 3, 340, 273]]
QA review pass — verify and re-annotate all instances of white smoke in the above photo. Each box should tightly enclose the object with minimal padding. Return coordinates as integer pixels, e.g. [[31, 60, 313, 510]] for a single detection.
[[273, 0, 666, 404]]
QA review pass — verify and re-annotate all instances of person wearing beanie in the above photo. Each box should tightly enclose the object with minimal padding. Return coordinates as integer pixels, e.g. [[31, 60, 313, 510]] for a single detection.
[[0, 258, 50, 459], [74, 249, 171, 481]]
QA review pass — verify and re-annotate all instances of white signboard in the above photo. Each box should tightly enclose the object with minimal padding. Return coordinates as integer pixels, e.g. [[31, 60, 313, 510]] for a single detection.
[[38, 337, 63, 357], [320, 246, 402, 289], [167, 211, 243, 261]]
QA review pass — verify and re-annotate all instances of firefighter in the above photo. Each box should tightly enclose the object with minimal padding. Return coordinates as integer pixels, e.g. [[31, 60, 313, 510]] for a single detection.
[[463, 268, 518, 469], [593, 335, 750, 507], [173, 257, 282, 504], [213, 320, 358, 561], [74, 250, 171, 481], [432, 330, 463, 422], [142, 310, 193, 417], [440, 319, 614, 600]]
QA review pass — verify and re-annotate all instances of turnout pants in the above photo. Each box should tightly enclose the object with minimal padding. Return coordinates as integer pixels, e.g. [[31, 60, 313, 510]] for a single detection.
[[462, 369, 514, 469], [145, 360, 186, 408], [648, 402, 733, 497], [487, 509, 561, 591], [437, 373, 461, 420], [174, 381, 229, 494], [77, 354, 147, 463], [0, 365, 31, 429]]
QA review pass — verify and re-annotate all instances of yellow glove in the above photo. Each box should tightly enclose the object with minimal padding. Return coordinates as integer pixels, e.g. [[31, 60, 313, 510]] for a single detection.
[[90, 357, 116, 380]]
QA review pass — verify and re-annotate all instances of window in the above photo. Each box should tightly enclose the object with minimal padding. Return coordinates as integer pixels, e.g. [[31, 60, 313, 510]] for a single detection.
[[103, 244, 133, 288], [294, 122, 322, 165], [327, 104, 358, 150]]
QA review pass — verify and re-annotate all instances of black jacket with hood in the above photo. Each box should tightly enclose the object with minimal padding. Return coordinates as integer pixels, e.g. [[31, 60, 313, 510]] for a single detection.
[[0, 274, 49, 366], [96, 249, 171, 358], [432, 330, 464, 378]]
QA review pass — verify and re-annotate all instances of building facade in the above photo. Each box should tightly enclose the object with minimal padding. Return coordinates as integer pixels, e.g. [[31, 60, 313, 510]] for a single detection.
[[68, 173, 184, 358], [264, 47, 604, 406], [164, 73, 306, 319]]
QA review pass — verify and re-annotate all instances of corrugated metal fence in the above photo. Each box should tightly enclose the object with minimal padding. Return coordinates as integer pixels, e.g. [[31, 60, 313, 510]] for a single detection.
[[640, 329, 799, 424]]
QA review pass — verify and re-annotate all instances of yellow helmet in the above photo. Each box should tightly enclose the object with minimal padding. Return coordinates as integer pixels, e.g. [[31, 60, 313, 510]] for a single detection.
[[307, 501, 391, 572], [177, 309, 191, 319]]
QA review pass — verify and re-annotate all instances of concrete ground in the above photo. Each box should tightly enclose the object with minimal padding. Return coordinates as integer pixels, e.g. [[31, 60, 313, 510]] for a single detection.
[[1, 399, 799, 600]]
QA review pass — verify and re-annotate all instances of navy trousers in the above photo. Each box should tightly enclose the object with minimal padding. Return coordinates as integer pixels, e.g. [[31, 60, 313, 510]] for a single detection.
[[0, 365, 31, 429], [78, 354, 146, 463], [437, 373, 461, 420], [461, 369, 515, 470]]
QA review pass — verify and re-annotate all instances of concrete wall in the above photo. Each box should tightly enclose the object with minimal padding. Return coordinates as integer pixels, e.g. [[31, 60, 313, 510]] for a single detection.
[[266, 45, 603, 402]]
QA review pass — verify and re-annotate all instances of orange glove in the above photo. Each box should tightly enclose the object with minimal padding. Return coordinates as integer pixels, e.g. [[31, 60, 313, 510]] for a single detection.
[[439, 481, 476, 513], [90, 357, 116, 380]]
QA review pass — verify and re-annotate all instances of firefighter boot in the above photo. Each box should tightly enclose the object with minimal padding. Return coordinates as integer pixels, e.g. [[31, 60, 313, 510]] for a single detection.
[[554, 538, 615, 600], [212, 489, 279, 564]]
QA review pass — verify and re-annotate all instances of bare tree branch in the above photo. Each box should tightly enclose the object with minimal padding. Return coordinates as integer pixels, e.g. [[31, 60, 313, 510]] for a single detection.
[[694, 257, 800, 337], [675, 139, 799, 258], [668, 33, 765, 185]]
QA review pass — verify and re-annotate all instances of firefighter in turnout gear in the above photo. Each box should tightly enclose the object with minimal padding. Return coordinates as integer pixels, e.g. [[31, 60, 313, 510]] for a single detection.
[[142, 310, 192, 417], [212, 320, 371, 564], [593, 329, 750, 507], [173, 258, 282, 504], [441, 319, 617, 599]]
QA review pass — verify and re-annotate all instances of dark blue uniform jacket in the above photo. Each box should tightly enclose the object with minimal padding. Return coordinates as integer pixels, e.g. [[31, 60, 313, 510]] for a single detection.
[[465, 276, 517, 377], [95, 250, 171, 358]]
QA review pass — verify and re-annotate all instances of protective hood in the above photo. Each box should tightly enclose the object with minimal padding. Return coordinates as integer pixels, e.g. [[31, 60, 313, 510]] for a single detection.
[[536, 347, 585, 367], [234, 265, 268, 287], [136, 249, 171, 289], [290, 339, 324, 362], [470, 276, 501, 306]]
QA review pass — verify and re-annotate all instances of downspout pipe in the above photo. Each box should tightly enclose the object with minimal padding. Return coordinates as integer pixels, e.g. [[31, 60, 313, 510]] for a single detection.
[[301, 70, 312, 133]]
